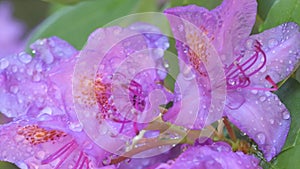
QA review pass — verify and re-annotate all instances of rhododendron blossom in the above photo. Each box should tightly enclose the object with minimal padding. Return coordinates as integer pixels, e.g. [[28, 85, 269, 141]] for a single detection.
[[164, 0, 300, 161], [0, 0, 300, 168]]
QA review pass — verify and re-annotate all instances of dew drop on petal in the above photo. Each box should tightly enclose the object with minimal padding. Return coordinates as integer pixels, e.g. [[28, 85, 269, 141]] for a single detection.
[[32, 73, 41, 82], [18, 52, 32, 64], [9, 85, 19, 94], [17, 162, 28, 169], [102, 156, 112, 166], [268, 39, 279, 48], [69, 121, 83, 132], [0, 58, 9, 69], [35, 151, 46, 160], [11, 65, 18, 72], [269, 119, 275, 124], [282, 111, 290, 120], [40, 107, 52, 115], [259, 96, 266, 102], [14, 134, 25, 142], [256, 132, 266, 144], [250, 90, 258, 94], [245, 39, 255, 50]]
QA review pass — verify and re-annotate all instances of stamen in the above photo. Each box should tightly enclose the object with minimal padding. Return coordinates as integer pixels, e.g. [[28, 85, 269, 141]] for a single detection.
[[74, 151, 90, 169], [129, 80, 146, 112], [243, 75, 278, 91], [78, 156, 89, 169], [73, 151, 83, 169], [226, 40, 267, 90], [265, 75, 278, 91], [41, 140, 77, 169]]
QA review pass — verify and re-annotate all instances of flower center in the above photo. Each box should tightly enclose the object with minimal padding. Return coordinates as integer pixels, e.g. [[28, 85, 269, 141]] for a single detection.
[[17, 125, 67, 145], [128, 80, 146, 112]]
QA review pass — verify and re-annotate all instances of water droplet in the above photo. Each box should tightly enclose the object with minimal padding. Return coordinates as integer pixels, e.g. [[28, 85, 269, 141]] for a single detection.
[[18, 162, 28, 169], [182, 66, 195, 80], [35, 63, 43, 72], [282, 111, 290, 120], [18, 52, 32, 64], [178, 24, 184, 32], [11, 65, 18, 72], [269, 119, 275, 124], [99, 124, 108, 135], [245, 39, 255, 50], [40, 107, 52, 115], [35, 151, 46, 160], [163, 60, 169, 69], [256, 132, 266, 144], [0, 58, 9, 69], [250, 89, 258, 94], [102, 156, 112, 166], [69, 121, 83, 132], [33, 73, 41, 82], [10, 85, 19, 94], [228, 79, 236, 86], [153, 48, 164, 58], [14, 134, 25, 142], [268, 39, 279, 48], [259, 96, 266, 102]]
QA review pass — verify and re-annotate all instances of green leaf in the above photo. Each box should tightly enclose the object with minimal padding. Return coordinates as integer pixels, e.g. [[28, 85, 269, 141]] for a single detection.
[[271, 140, 300, 169], [42, 0, 85, 5], [27, 0, 149, 50], [0, 161, 19, 169], [257, 0, 276, 20], [275, 78, 300, 149], [171, 0, 222, 10], [272, 78, 300, 168], [296, 68, 300, 83], [260, 0, 300, 32]]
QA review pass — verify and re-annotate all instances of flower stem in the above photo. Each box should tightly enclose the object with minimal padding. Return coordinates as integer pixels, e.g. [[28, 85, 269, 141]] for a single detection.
[[109, 138, 183, 165], [223, 117, 237, 142]]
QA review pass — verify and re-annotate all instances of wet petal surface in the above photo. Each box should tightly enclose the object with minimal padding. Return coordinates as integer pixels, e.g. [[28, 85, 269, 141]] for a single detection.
[[225, 90, 290, 161]]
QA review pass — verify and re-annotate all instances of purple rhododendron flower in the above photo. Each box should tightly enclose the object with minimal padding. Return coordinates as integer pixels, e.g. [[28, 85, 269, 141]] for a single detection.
[[0, 22, 172, 168], [72, 22, 171, 152], [164, 0, 300, 161], [0, 1, 25, 57], [155, 142, 261, 169], [0, 36, 112, 169]]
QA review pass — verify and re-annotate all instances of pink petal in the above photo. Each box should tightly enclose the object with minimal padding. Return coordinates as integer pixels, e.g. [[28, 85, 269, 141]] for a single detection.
[[225, 90, 290, 161], [247, 23, 300, 87], [0, 37, 77, 118], [164, 0, 257, 64], [155, 142, 261, 169], [0, 118, 109, 169]]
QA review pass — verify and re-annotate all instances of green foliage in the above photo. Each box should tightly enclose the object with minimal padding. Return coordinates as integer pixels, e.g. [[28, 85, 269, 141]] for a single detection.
[[260, 0, 300, 31], [271, 78, 300, 168], [257, 0, 276, 20], [0, 161, 19, 169], [42, 0, 85, 5], [27, 0, 152, 50], [170, 0, 222, 10]]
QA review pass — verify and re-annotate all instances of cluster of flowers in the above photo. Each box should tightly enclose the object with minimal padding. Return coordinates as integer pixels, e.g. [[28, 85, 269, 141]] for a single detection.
[[0, 0, 300, 168]]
